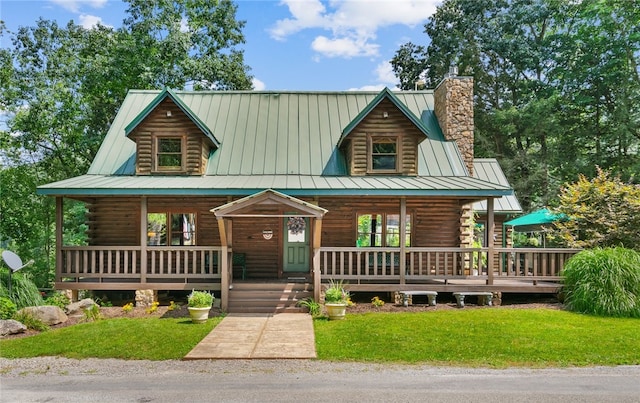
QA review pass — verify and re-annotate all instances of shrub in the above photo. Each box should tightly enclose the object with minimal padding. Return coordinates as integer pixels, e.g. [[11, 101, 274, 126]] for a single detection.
[[44, 292, 70, 309], [0, 297, 17, 319], [562, 247, 640, 317], [0, 271, 44, 309], [323, 279, 350, 303], [298, 298, 321, 317], [12, 311, 49, 332]]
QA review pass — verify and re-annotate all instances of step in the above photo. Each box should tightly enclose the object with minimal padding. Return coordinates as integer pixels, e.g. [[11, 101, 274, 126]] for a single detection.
[[227, 282, 313, 313]]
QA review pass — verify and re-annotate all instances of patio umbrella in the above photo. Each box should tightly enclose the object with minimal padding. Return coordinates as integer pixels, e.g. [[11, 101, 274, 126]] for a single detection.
[[504, 208, 566, 233]]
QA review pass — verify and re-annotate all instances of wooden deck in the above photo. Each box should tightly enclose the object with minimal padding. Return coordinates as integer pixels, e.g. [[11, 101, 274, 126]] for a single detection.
[[56, 246, 578, 295]]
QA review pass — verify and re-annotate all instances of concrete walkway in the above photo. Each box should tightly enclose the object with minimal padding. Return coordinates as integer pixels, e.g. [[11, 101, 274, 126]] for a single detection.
[[184, 313, 316, 360]]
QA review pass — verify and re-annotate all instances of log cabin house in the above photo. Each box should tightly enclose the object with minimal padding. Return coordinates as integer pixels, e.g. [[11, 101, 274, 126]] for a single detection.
[[38, 74, 579, 312]]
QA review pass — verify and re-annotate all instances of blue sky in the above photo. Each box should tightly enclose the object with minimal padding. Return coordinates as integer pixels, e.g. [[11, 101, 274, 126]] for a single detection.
[[1, 0, 439, 91]]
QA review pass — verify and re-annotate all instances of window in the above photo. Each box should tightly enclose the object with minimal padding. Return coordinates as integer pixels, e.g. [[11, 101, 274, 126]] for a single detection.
[[370, 136, 398, 172], [357, 213, 411, 247], [155, 137, 184, 171], [147, 212, 196, 246]]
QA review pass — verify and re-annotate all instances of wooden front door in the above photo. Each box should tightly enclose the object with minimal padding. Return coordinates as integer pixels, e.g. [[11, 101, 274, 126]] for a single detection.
[[283, 216, 309, 272]]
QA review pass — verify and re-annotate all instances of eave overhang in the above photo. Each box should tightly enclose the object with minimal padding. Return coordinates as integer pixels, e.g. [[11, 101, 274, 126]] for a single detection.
[[211, 189, 328, 218]]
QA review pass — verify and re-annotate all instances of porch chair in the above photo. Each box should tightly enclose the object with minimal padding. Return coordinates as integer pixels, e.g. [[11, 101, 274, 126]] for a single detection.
[[232, 253, 246, 280]]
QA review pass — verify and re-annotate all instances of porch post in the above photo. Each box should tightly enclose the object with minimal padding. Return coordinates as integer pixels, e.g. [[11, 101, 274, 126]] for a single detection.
[[217, 217, 229, 311], [399, 197, 406, 285], [487, 197, 495, 285], [140, 197, 147, 284], [55, 197, 68, 296], [312, 218, 323, 302]]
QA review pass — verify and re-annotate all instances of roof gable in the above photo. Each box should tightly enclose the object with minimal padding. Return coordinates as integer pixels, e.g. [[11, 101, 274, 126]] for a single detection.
[[211, 189, 328, 217], [124, 88, 220, 148], [338, 87, 431, 147]]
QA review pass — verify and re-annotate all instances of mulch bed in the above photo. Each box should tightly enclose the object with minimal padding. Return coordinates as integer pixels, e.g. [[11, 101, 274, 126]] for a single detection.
[[3, 296, 563, 340]]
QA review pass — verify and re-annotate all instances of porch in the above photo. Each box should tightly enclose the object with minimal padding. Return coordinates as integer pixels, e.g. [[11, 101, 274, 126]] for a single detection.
[[56, 246, 580, 310]]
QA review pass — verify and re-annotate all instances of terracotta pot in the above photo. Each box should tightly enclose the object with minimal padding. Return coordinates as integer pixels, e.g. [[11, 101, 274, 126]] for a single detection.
[[325, 303, 347, 320], [188, 306, 211, 324]]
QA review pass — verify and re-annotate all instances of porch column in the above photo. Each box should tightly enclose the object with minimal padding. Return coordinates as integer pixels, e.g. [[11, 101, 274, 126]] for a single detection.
[[487, 197, 495, 285], [140, 197, 147, 284], [399, 197, 406, 285], [312, 218, 323, 302], [217, 217, 230, 311]]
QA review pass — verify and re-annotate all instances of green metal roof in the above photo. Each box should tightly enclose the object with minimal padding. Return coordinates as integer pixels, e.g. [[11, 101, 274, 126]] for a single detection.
[[472, 159, 522, 214], [123, 88, 220, 147], [86, 90, 459, 177], [38, 174, 512, 197], [38, 89, 514, 198], [338, 87, 430, 147]]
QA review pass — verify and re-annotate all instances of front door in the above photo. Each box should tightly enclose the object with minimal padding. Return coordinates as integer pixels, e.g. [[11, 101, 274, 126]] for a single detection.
[[283, 216, 309, 272]]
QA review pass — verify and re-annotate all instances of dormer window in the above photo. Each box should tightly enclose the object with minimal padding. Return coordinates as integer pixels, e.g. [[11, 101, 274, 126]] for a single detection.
[[155, 136, 185, 172], [369, 135, 399, 173]]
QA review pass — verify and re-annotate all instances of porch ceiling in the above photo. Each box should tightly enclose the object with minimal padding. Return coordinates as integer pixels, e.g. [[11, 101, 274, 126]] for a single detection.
[[211, 189, 327, 218]]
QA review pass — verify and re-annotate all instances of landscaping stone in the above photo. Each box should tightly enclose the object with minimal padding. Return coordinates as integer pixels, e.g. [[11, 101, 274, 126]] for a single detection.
[[66, 298, 97, 315], [18, 306, 68, 325], [0, 319, 27, 337]]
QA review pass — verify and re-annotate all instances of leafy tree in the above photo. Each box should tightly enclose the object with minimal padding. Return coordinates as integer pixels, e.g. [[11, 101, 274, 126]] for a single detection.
[[551, 168, 640, 250], [0, 1, 253, 287], [391, 0, 640, 210]]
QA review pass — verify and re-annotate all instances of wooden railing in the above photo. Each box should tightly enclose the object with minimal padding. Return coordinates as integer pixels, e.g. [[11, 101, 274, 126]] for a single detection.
[[319, 247, 581, 283], [59, 246, 222, 286]]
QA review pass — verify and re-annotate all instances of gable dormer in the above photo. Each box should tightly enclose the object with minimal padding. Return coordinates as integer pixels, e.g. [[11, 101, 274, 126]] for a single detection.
[[125, 89, 219, 175], [338, 88, 431, 176]]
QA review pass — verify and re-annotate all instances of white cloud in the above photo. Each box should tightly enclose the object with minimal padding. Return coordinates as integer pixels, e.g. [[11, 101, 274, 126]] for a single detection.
[[50, 0, 107, 13], [252, 77, 266, 91], [78, 14, 104, 29], [374, 60, 397, 85], [311, 35, 378, 58], [346, 84, 386, 91], [270, 0, 439, 59]]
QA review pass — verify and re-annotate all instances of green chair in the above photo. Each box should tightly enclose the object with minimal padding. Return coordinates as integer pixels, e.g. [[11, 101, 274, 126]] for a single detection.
[[232, 253, 246, 280]]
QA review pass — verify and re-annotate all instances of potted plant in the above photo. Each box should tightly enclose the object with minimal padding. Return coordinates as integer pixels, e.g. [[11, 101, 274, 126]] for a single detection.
[[187, 290, 214, 324], [323, 279, 350, 320]]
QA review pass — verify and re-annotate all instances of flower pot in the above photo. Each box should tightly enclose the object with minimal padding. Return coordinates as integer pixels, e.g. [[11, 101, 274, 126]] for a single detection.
[[325, 303, 347, 320], [188, 306, 211, 323]]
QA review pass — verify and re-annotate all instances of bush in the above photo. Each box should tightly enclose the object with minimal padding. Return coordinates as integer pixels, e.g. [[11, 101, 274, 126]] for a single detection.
[[188, 290, 214, 308], [44, 292, 70, 309], [12, 311, 49, 332], [0, 297, 17, 319], [0, 271, 44, 309], [562, 247, 640, 317]]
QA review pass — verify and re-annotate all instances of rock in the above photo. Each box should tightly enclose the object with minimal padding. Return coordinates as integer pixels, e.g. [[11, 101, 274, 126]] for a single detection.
[[0, 319, 27, 336], [18, 306, 68, 325], [66, 298, 97, 315]]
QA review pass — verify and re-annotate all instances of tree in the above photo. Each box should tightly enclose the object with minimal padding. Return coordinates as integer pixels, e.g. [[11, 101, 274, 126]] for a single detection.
[[551, 168, 640, 250], [391, 0, 640, 211], [0, 0, 253, 287]]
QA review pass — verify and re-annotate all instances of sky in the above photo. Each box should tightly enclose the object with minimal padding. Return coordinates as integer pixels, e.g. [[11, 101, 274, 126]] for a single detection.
[[0, 0, 440, 91]]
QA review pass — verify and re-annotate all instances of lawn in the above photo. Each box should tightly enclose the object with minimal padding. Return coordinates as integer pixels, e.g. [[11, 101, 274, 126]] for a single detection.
[[314, 309, 640, 367], [0, 317, 220, 360], [1, 309, 638, 367]]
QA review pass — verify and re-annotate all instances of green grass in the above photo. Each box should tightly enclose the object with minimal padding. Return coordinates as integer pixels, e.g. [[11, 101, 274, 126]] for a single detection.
[[2, 309, 639, 367], [314, 309, 640, 367], [0, 317, 221, 360]]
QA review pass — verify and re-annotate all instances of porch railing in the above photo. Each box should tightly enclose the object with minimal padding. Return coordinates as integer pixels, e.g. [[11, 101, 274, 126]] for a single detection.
[[319, 247, 581, 283], [59, 246, 222, 285]]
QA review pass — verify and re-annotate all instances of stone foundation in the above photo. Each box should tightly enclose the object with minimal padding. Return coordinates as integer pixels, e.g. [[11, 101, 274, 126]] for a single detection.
[[135, 290, 157, 308]]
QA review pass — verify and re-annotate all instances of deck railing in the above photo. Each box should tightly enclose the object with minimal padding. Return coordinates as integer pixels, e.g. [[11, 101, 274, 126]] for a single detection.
[[319, 247, 581, 283], [59, 246, 222, 286], [57, 246, 580, 288]]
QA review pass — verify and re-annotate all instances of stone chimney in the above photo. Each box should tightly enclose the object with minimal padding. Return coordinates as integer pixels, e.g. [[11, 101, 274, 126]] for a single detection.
[[434, 70, 474, 175]]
